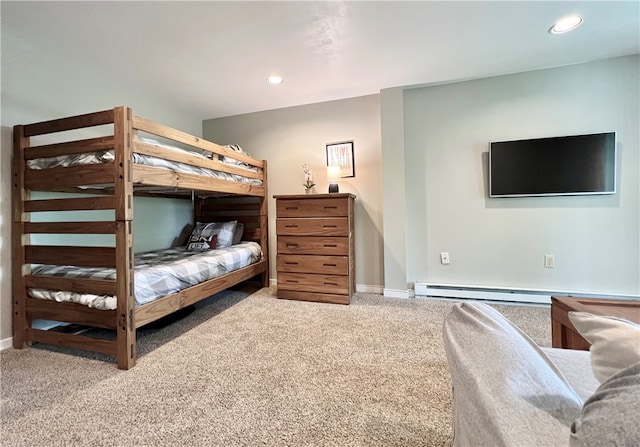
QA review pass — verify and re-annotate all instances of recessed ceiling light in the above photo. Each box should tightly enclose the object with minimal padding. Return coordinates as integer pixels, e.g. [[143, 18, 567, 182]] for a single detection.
[[549, 15, 583, 34], [267, 75, 284, 85]]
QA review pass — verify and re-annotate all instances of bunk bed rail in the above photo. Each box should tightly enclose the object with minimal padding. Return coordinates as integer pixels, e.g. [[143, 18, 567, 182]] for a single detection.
[[19, 107, 265, 196]]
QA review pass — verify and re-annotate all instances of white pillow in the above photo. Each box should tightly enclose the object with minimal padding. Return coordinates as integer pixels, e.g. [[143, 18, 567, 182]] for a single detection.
[[568, 311, 640, 383]]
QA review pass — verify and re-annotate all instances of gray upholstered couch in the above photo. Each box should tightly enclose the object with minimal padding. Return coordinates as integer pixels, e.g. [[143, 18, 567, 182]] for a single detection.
[[442, 302, 640, 447]]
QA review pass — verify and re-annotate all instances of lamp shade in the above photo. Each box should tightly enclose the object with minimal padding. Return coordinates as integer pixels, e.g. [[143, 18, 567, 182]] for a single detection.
[[327, 165, 341, 182]]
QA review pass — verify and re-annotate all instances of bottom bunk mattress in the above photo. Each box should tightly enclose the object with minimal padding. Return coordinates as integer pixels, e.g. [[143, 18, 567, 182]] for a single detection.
[[28, 242, 263, 310]]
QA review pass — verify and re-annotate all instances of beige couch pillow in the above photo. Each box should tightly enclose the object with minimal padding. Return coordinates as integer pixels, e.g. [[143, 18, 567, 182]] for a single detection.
[[568, 311, 640, 383]]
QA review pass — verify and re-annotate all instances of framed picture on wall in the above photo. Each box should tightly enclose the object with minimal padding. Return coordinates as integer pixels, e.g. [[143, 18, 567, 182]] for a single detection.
[[326, 141, 355, 178]]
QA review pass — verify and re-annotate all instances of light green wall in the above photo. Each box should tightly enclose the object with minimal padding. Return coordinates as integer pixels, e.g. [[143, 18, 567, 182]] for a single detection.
[[380, 88, 410, 296], [203, 95, 384, 291], [203, 56, 639, 298], [28, 192, 192, 252], [402, 55, 639, 296]]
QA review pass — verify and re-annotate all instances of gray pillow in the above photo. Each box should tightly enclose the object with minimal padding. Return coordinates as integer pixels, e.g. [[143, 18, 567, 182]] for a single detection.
[[570, 361, 640, 446], [232, 222, 244, 245], [190, 221, 237, 249]]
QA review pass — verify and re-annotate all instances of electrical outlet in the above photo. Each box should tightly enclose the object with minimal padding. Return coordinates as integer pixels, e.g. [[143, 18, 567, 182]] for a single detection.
[[440, 252, 450, 265], [544, 255, 555, 268]]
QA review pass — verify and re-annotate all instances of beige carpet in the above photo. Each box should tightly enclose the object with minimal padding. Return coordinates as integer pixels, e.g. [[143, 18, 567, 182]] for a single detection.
[[1, 286, 551, 447]]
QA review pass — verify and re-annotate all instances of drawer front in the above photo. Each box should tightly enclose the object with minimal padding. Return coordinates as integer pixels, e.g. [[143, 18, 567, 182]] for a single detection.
[[277, 272, 348, 295], [277, 254, 348, 275], [277, 236, 348, 256], [276, 218, 348, 236], [277, 198, 348, 218]]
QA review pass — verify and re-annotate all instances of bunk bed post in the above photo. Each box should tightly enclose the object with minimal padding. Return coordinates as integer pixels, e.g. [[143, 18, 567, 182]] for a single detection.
[[260, 161, 269, 288], [11, 125, 29, 348], [194, 193, 203, 222], [113, 106, 136, 369]]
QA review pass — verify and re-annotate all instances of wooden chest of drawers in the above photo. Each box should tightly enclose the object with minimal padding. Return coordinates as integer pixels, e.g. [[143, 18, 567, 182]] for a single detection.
[[274, 193, 355, 304]]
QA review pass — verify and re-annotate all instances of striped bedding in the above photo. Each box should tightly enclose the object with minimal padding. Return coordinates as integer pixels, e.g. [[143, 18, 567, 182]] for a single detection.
[[26, 138, 262, 186], [29, 242, 263, 310]]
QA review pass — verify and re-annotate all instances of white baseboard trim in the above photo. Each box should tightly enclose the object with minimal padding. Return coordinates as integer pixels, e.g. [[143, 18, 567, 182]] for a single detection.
[[356, 284, 384, 294], [415, 283, 551, 304], [1, 337, 13, 351], [270, 279, 384, 296], [1, 320, 66, 351], [415, 282, 640, 304], [383, 288, 415, 299]]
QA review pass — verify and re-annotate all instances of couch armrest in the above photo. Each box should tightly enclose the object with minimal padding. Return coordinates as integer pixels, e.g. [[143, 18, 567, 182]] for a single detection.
[[443, 302, 583, 447]]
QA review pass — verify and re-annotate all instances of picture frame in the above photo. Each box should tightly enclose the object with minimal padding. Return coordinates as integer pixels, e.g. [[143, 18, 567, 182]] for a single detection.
[[326, 141, 355, 178]]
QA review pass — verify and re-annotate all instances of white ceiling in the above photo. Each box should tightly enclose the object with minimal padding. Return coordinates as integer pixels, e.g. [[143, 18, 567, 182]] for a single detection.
[[2, 1, 639, 120]]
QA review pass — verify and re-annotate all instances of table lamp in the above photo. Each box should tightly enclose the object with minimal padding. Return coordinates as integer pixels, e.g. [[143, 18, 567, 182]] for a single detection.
[[327, 165, 340, 193]]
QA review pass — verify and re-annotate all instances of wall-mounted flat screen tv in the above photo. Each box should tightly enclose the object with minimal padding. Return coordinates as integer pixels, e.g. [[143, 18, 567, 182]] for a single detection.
[[489, 132, 616, 198]]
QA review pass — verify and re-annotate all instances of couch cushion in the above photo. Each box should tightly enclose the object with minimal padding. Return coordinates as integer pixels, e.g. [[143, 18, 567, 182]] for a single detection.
[[540, 347, 600, 402], [443, 302, 585, 447]]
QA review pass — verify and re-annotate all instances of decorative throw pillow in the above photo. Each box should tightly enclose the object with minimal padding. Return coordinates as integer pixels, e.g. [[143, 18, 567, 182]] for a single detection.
[[187, 234, 218, 251], [232, 222, 244, 245], [189, 221, 237, 249], [568, 311, 640, 383]]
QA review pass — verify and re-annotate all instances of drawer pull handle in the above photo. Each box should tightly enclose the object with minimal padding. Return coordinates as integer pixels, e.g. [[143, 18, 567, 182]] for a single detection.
[[323, 263, 337, 267], [285, 225, 298, 229], [285, 207, 299, 210], [324, 244, 338, 248], [323, 282, 338, 286], [323, 206, 338, 210], [286, 280, 299, 284], [323, 225, 338, 229], [286, 244, 299, 248], [285, 262, 299, 265]]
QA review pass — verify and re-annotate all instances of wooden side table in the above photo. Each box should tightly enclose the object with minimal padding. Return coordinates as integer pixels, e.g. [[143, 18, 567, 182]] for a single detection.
[[551, 296, 640, 350]]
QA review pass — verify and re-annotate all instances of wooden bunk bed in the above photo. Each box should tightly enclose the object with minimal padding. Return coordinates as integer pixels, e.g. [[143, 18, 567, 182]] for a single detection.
[[12, 106, 269, 369]]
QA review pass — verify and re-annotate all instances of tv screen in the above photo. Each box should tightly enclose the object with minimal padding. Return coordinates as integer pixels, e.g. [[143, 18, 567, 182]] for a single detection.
[[489, 132, 616, 197]]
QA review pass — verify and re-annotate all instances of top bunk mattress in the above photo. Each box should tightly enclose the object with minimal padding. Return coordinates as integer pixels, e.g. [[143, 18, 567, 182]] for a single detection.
[[26, 138, 262, 186], [28, 241, 263, 310]]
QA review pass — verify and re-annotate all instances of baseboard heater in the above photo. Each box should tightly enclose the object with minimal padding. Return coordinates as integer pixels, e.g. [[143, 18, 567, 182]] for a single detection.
[[414, 283, 552, 304]]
